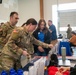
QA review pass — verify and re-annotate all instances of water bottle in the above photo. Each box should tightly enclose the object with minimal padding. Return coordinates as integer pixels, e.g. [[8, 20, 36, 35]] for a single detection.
[[1, 70, 8, 75], [61, 46, 66, 62], [17, 69, 23, 75]]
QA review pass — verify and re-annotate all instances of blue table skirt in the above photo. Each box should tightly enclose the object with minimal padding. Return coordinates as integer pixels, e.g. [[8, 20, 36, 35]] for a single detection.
[[58, 41, 72, 56]]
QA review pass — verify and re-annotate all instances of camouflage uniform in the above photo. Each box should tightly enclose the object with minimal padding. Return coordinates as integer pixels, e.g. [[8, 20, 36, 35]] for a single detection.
[[0, 22, 16, 51], [0, 27, 50, 72], [0, 22, 19, 71]]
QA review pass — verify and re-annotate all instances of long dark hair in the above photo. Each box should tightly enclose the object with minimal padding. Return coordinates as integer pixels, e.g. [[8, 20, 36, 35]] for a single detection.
[[21, 18, 37, 27], [48, 54, 58, 68], [36, 19, 49, 34]]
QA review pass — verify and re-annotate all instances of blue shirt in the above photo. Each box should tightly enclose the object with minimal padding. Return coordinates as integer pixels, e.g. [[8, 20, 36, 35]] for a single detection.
[[49, 24, 57, 40], [38, 32, 44, 42]]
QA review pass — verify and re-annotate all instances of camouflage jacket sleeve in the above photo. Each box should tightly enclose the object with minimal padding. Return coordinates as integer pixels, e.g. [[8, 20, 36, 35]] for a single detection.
[[0, 23, 9, 44], [7, 28, 23, 56], [0, 24, 9, 37], [31, 35, 49, 48]]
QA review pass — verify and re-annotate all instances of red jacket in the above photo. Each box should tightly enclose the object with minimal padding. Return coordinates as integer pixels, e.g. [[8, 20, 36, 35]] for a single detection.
[[48, 66, 70, 75]]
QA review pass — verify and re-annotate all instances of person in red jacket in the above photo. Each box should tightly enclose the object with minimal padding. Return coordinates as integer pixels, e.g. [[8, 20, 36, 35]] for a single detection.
[[48, 54, 58, 75], [58, 65, 76, 75], [48, 54, 69, 75]]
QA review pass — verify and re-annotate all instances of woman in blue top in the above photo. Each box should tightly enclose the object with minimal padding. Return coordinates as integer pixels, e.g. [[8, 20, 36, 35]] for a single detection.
[[33, 19, 51, 56]]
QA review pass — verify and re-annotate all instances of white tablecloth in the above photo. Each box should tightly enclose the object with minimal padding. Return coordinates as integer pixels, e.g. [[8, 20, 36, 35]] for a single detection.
[[23, 57, 47, 75]]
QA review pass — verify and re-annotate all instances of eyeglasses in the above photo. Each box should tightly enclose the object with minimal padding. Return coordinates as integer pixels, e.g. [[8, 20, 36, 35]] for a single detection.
[[15, 17, 19, 19]]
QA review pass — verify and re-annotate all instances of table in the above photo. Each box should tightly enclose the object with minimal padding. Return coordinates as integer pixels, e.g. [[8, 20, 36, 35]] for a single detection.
[[58, 56, 76, 60], [23, 56, 47, 75], [58, 41, 72, 56], [58, 59, 71, 66], [23, 56, 76, 75], [58, 56, 76, 67]]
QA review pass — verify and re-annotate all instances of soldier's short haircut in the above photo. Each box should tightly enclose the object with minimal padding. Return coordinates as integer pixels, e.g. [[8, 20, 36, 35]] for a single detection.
[[10, 11, 18, 17], [25, 18, 37, 25], [48, 20, 52, 23]]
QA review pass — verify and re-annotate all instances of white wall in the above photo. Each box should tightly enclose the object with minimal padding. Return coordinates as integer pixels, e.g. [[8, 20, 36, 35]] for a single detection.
[[0, 0, 18, 23], [18, 0, 40, 25], [0, 0, 76, 26]]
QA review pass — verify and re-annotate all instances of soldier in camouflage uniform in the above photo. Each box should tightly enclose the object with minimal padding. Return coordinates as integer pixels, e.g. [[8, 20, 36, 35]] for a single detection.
[[0, 18, 53, 72], [0, 11, 19, 71], [0, 11, 19, 51]]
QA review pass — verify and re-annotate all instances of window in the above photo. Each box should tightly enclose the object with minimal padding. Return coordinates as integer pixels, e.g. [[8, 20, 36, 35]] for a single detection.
[[52, 3, 76, 35]]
